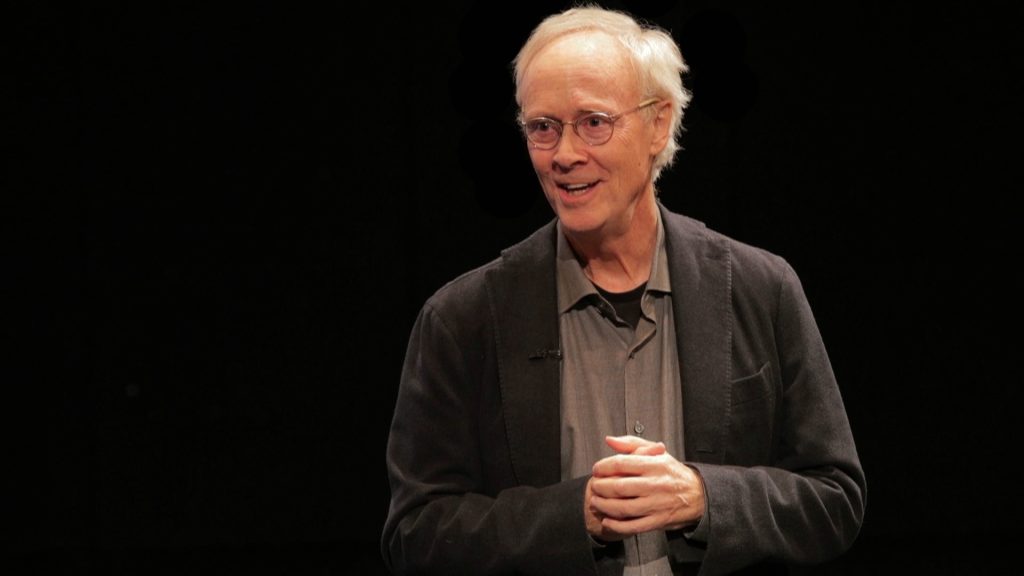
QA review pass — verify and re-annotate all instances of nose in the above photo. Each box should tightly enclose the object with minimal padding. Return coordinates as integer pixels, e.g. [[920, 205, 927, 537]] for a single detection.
[[551, 127, 587, 172]]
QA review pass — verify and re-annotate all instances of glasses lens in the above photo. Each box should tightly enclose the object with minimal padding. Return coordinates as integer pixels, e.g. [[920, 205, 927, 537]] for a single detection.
[[577, 113, 614, 145], [524, 119, 560, 147]]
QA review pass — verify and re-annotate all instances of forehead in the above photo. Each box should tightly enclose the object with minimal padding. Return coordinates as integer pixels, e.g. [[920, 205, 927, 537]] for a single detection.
[[520, 32, 639, 112]]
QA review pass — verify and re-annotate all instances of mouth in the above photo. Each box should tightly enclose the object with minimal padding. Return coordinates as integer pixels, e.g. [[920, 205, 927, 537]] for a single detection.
[[556, 181, 599, 196]]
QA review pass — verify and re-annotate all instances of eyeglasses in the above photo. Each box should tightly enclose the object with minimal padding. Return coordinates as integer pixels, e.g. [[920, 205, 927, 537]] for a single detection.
[[518, 98, 661, 150]]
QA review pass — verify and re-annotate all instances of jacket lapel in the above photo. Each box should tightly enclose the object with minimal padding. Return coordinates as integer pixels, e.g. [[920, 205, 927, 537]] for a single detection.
[[486, 221, 563, 487], [661, 205, 731, 464]]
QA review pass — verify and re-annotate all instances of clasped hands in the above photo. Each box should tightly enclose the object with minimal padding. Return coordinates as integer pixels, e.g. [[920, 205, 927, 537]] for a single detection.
[[584, 435, 705, 541]]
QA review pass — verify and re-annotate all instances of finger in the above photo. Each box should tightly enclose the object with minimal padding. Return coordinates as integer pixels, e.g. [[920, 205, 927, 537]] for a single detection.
[[590, 493, 664, 521], [592, 480, 705, 531], [592, 453, 662, 477], [594, 491, 700, 531], [605, 435, 664, 455], [632, 443, 667, 456], [590, 476, 654, 499], [602, 514, 666, 535]]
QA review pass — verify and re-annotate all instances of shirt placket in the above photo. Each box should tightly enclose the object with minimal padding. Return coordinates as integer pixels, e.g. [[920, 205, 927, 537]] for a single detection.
[[624, 293, 658, 439]]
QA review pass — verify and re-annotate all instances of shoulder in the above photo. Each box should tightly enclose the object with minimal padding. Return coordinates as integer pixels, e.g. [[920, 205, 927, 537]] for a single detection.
[[660, 205, 811, 338], [661, 206, 792, 288], [422, 219, 558, 321]]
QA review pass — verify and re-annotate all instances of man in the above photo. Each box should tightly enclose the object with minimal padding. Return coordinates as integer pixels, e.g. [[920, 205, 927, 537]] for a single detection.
[[382, 6, 865, 575]]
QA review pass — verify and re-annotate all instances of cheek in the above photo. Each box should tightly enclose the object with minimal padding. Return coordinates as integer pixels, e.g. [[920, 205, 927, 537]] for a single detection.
[[529, 151, 551, 175]]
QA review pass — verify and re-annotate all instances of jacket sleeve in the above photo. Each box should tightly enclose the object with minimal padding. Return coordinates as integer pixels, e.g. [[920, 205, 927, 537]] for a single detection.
[[381, 302, 600, 576], [688, 260, 866, 575]]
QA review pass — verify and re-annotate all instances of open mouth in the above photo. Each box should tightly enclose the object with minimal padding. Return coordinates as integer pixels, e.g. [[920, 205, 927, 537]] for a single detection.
[[557, 181, 598, 196]]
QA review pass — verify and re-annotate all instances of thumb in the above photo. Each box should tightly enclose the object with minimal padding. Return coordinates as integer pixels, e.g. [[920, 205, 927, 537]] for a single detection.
[[605, 435, 666, 455]]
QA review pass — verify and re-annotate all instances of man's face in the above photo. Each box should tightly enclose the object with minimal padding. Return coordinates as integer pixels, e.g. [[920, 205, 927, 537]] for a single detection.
[[519, 33, 670, 240]]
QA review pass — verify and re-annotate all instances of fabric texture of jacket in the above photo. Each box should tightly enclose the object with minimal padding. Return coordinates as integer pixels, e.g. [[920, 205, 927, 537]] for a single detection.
[[382, 205, 866, 575]]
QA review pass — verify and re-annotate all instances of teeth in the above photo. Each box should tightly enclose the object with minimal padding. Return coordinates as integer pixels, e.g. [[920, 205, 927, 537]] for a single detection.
[[561, 182, 593, 191]]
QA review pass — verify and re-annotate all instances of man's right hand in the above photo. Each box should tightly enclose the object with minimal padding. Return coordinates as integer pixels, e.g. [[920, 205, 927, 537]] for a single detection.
[[583, 436, 668, 540]]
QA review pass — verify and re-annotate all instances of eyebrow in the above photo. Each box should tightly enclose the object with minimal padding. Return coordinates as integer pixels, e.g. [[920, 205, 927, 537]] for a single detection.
[[525, 107, 609, 120]]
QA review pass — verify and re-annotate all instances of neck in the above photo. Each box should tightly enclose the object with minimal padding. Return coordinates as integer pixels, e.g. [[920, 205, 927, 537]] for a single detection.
[[564, 196, 659, 293]]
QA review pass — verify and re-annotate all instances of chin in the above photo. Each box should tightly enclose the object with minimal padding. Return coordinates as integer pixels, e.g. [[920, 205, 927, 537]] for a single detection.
[[555, 210, 607, 236]]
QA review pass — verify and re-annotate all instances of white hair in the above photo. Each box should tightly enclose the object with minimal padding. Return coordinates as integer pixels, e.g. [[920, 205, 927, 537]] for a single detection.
[[513, 5, 691, 182]]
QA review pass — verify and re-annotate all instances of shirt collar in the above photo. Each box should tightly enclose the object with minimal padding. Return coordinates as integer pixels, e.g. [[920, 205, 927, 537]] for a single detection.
[[555, 211, 671, 314]]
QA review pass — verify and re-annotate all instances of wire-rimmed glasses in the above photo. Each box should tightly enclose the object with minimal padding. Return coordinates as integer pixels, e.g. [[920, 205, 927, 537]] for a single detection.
[[518, 98, 661, 150]]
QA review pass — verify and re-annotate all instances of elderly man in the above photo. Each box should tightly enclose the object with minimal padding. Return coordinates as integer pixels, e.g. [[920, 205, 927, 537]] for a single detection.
[[382, 6, 865, 575]]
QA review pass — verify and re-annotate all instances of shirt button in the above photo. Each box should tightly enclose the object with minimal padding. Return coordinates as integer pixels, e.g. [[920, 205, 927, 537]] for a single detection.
[[634, 421, 645, 435]]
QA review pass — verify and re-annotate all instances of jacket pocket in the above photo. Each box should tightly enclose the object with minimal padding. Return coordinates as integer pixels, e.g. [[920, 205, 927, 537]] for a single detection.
[[725, 362, 776, 465], [730, 362, 774, 406]]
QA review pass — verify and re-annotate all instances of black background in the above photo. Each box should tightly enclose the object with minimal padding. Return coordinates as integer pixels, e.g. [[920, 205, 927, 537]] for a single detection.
[[13, 1, 1023, 574]]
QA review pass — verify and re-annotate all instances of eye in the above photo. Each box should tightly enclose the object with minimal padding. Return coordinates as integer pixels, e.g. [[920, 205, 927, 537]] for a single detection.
[[581, 114, 612, 129], [526, 118, 558, 134]]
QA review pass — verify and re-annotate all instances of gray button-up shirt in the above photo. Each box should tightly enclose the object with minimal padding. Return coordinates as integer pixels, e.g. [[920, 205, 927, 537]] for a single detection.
[[557, 213, 687, 574]]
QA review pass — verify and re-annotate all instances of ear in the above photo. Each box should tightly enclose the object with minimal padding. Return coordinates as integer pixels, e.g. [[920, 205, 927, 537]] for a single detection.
[[648, 100, 673, 156]]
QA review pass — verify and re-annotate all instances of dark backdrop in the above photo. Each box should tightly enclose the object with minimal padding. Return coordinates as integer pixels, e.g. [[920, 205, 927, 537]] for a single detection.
[[15, 1, 1022, 574]]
